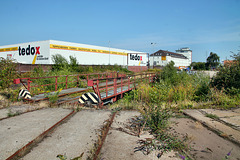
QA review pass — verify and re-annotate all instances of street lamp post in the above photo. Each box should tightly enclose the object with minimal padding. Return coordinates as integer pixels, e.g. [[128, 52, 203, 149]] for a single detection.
[[108, 41, 110, 65], [151, 43, 156, 68]]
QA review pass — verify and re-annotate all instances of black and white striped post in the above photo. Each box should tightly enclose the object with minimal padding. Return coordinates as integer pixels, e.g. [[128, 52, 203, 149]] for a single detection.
[[18, 89, 31, 99], [78, 92, 100, 107]]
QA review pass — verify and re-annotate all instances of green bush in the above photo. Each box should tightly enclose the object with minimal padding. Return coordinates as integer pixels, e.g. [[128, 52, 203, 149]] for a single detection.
[[193, 82, 211, 102], [69, 55, 79, 72], [0, 58, 19, 89], [191, 62, 206, 70], [158, 61, 178, 85], [145, 106, 172, 132], [51, 54, 69, 71], [211, 53, 240, 94]]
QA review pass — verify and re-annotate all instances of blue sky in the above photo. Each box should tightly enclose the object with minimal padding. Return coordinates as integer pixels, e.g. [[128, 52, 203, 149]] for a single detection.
[[0, 0, 239, 62]]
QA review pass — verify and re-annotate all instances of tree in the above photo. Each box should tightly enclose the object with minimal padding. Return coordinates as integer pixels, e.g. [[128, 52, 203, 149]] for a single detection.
[[206, 52, 220, 69], [69, 55, 79, 72], [211, 51, 240, 94], [191, 62, 206, 70], [51, 54, 68, 71]]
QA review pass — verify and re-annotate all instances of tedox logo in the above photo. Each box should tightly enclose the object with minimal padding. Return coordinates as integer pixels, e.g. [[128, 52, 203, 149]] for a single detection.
[[19, 45, 40, 56], [130, 54, 142, 61]]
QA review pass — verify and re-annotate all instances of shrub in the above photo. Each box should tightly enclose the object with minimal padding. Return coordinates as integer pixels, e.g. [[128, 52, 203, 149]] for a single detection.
[[191, 62, 206, 70], [145, 106, 172, 132], [0, 58, 19, 89], [211, 52, 240, 95], [69, 55, 79, 72], [193, 81, 211, 102], [209, 88, 240, 108], [158, 61, 178, 85], [51, 54, 69, 71]]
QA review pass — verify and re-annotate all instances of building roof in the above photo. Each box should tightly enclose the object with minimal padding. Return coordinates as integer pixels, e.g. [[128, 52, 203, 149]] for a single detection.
[[176, 47, 192, 52], [150, 50, 188, 59]]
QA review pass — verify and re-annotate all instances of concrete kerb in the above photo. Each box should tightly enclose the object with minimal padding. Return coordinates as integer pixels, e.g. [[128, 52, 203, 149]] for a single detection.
[[6, 110, 76, 160], [183, 109, 240, 147]]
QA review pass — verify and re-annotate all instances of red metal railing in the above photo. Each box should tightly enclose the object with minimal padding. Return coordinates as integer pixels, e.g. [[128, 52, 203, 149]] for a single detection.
[[88, 72, 156, 106], [13, 72, 126, 95]]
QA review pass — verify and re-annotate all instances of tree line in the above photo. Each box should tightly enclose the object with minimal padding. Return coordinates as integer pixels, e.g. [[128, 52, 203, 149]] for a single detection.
[[191, 52, 220, 70]]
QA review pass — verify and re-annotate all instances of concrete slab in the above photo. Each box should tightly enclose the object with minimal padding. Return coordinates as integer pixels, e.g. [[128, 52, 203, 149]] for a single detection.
[[221, 116, 240, 128], [22, 110, 111, 160], [184, 109, 240, 144], [100, 111, 181, 160], [170, 118, 240, 160], [233, 108, 240, 114], [0, 102, 48, 120], [201, 109, 240, 117], [0, 108, 72, 160], [200, 108, 240, 130]]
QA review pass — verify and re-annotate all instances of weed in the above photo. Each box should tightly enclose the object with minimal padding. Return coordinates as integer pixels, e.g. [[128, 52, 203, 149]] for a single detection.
[[44, 90, 61, 106], [144, 106, 172, 132], [205, 113, 220, 120], [56, 152, 84, 160], [133, 106, 188, 158], [7, 109, 21, 117]]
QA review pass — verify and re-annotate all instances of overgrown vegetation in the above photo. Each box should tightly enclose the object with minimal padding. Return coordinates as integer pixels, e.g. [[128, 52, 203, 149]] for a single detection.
[[191, 52, 220, 70], [0, 57, 19, 90], [0, 54, 132, 102], [118, 58, 240, 111], [111, 57, 239, 158], [44, 90, 61, 106], [211, 52, 240, 95], [24, 54, 132, 95]]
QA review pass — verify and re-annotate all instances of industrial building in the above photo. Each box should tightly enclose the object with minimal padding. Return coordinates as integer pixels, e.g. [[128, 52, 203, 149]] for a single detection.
[[0, 40, 148, 71], [176, 47, 192, 66], [150, 48, 192, 69]]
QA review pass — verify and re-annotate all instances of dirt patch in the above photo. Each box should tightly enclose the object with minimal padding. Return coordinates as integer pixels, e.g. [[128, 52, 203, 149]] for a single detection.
[[170, 117, 240, 160]]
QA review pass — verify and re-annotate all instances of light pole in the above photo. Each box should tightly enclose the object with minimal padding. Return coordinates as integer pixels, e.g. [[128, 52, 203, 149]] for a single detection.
[[151, 43, 156, 68], [108, 41, 110, 65], [123, 51, 125, 66]]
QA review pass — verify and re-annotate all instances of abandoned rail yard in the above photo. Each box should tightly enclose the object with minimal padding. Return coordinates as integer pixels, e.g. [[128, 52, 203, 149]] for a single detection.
[[0, 39, 240, 160]]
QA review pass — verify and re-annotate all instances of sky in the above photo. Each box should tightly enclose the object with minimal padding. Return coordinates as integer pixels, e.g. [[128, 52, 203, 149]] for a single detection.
[[0, 0, 240, 62]]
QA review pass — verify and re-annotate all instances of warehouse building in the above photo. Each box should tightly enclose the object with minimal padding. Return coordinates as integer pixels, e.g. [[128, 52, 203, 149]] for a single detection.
[[0, 40, 148, 72], [150, 48, 192, 69]]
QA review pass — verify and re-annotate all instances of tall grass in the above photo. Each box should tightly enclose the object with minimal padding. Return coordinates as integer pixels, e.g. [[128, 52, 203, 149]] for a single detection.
[[119, 65, 239, 110]]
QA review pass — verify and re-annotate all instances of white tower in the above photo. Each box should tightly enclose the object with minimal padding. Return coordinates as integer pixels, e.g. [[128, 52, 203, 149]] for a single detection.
[[176, 47, 192, 66]]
